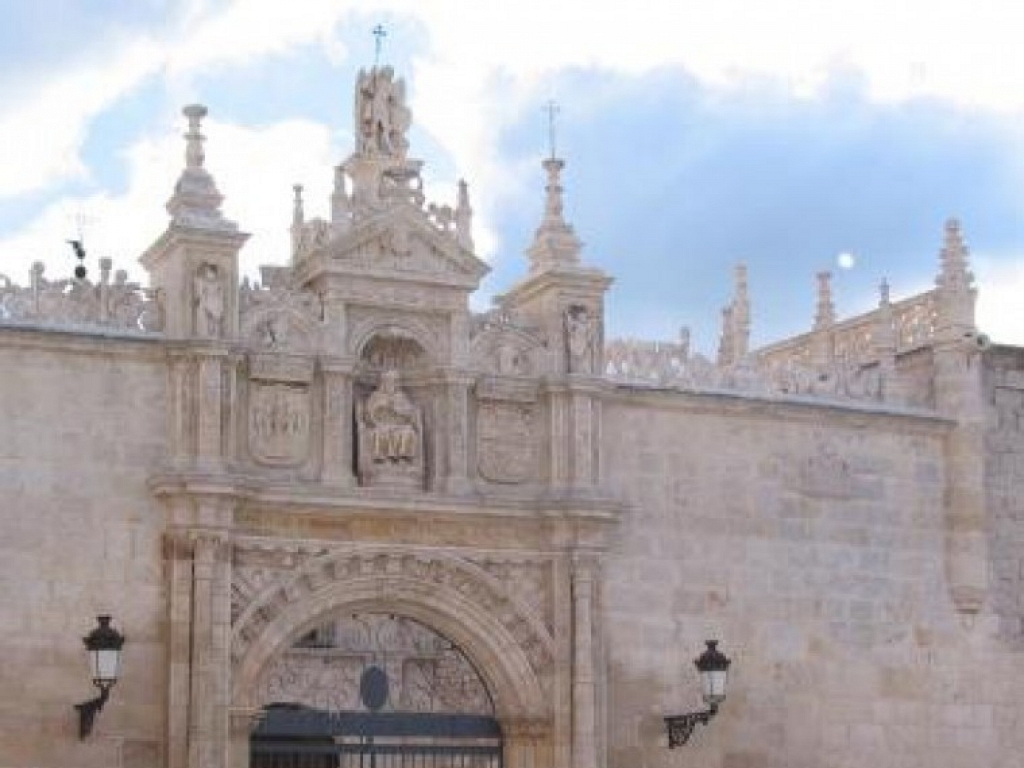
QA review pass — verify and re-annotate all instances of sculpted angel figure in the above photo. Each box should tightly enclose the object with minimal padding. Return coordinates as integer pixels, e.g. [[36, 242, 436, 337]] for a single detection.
[[355, 66, 411, 158]]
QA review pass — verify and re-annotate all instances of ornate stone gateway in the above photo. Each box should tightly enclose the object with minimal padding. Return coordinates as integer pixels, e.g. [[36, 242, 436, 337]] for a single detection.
[[250, 614, 503, 768]]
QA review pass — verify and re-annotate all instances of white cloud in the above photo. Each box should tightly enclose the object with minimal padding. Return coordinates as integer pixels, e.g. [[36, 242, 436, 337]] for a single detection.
[[975, 256, 1024, 344], [0, 115, 337, 287], [3, 0, 1024, 341]]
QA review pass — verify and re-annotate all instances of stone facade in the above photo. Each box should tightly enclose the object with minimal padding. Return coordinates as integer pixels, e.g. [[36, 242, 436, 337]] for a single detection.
[[1, 65, 1023, 768]]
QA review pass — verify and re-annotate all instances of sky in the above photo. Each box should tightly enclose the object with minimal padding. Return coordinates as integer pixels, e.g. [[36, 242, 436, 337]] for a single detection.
[[1, 0, 1023, 352]]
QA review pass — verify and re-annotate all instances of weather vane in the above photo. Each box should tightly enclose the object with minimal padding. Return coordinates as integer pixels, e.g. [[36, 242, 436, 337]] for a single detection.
[[68, 209, 96, 280], [372, 24, 387, 66], [544, 99, 560, 160]]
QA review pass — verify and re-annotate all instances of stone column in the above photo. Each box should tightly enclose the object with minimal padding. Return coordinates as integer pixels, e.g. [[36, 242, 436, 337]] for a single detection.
[[505, 718, 552, 768], [571, 554, 598, 768], [321, 363, 355, 487], [166, 523, 193, 768], [188, 527, 232, 768], [227, 709, 263, 768]]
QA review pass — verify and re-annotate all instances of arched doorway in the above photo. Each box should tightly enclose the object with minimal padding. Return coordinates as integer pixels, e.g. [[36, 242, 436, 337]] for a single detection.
[[250, 613, 503, 768]]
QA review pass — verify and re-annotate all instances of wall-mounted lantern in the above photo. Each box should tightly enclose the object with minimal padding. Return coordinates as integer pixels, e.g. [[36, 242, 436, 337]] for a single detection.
[[74, 615, 125, 738], [664, 640, 731, 748]]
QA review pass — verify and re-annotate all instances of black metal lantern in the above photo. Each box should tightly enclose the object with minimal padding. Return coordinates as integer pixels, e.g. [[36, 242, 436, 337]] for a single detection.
[[664, 640, 732, 748], [75, 615, 125, 738]]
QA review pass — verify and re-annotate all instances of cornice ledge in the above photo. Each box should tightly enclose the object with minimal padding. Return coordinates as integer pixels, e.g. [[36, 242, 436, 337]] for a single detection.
[[148, 469, 624, 523]]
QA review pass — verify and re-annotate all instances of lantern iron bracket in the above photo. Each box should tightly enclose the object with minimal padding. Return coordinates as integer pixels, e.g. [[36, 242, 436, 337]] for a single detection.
[[664, 702, 718, 748], [75, 683, 111, 739]]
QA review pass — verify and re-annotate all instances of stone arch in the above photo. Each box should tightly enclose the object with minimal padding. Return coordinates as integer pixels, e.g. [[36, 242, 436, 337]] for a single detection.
[[350, 318, 441, 367], [231, 547, 554, 722]]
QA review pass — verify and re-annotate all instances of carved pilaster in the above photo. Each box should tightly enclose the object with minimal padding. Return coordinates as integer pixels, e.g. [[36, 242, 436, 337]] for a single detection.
[[321, 364, 356, 487], [442, 375, 473, 494], [187, 527, 233, 768], [571, 553, 598, 768], [197, 350, 228, 467], [504, 717, 554, 768]]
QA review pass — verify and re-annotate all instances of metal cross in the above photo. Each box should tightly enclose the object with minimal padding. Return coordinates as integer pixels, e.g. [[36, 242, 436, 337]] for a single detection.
[[373, 24, 387, 65], [544, 99, 560, 159]]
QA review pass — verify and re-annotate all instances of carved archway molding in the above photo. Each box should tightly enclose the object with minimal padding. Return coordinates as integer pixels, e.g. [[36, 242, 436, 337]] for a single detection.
[[231, 544, 555, 721]]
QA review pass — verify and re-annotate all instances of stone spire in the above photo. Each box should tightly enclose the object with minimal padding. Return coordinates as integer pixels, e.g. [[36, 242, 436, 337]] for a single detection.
[[455, 179, 474, 251], [716, 263, 751, 366], [934, 217, 976, 338], [813, 271, 836, 330], [166, 105, 236, 231], [526, 157, 582, 274]]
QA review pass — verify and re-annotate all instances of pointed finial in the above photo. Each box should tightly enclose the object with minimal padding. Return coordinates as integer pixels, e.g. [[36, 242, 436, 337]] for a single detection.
[[545, 100, 560, 160], [937, 216, 974, 293], [814, 271, 836, 329], [182, 104, 208, 170], [526, 156, 582, 273], [166, 103, 235, 229], [879, 278, 890, 306], [455, 179, 474, 251], [292, 184, 304, 226], [373, 24, 387, 66]]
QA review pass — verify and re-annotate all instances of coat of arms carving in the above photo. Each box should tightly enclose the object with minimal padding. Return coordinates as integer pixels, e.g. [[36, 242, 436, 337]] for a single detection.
[[248, 383, 311, 466], [477, 401, 538, 484]]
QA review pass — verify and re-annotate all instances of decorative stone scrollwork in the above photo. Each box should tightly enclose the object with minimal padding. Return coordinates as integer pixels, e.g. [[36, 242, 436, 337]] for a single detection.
[[0, 262, 162, 332], [239, 266, 323, 354], [231, 547, 556, 695], [254, 614, 494, 715]]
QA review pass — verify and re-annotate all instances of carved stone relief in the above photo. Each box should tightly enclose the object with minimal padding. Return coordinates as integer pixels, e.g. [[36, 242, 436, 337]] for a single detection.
[[248, 383, 311, 467], [477, 401, 539, 484], [231, 548, 556, 688], [356, 370, 425, 488], [254, 614, 493, 714]]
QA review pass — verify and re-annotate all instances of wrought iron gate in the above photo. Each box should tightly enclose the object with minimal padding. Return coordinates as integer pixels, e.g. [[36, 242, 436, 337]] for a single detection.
[[250, 615, 503, 768], [251, 705, 503, 768]]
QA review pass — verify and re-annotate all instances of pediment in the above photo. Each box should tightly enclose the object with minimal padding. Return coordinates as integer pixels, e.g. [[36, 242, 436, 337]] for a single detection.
[[310, 206, 489, 290]]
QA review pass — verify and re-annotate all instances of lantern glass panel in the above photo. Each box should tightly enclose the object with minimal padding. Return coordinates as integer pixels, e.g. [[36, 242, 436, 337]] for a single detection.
[[702, 669, 728, 705], [92, 648, 121, 685]]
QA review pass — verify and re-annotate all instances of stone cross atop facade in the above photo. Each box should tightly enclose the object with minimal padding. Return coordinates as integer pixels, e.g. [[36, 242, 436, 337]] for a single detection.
[[526, 157, 583, 273], [166, 104, 237, 232]]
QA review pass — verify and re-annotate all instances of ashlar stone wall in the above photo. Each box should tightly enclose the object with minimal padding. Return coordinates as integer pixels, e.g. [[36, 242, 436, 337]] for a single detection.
[[0, 331, 167, 768], [600, 389, 1024, 768]]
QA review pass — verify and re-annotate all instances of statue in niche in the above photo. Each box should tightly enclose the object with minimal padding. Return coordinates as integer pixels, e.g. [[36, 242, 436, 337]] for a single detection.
[[565, 304, 596, 373], [355, 66, 411, 159], [357, 369, 424, 487], [194, 262, 224, 338]]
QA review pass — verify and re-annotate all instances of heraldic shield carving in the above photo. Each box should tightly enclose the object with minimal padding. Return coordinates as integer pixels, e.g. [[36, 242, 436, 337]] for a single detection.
[[477, 402, 538, 484], [248, 383, 311, 466]]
